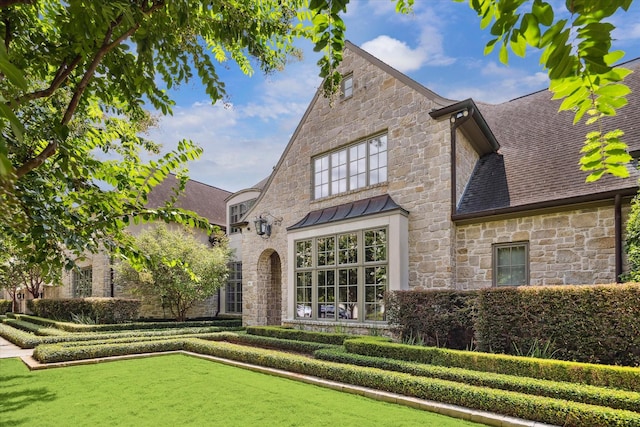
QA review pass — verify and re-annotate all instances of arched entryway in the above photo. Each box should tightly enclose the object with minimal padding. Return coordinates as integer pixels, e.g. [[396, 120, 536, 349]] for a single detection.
[[257, 249, 282, 325]]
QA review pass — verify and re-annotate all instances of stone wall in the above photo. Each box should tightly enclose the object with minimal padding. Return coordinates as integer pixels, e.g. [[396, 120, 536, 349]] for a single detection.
[[455, 203, 628, 289], [241, 46, 456, 325]]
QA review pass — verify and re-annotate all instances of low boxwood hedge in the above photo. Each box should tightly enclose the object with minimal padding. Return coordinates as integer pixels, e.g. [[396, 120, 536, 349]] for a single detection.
[[344, 337, 640, 392], [314, 347, 640, 413], [2, 318, 68, 336], [0, 323, 239, 348], [54, 319, 243, 333], [205, 332, 337, 354], [246, 325, 376, 345]]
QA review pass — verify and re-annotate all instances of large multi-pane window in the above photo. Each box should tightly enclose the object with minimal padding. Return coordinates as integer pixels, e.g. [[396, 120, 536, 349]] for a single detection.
[[226, 262, 243, 313], [313, 134, 388, 199], [295, 228, 387, 322], [72, 267, 92, 298], [229, 199, 256, 233], [493, 242, 529, 286]]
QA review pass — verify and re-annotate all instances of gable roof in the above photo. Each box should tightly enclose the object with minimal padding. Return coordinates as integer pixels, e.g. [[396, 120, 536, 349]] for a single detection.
[[243, 40, 458, 220], [146, 175, 231, 227], [456, 59, 640, 220]]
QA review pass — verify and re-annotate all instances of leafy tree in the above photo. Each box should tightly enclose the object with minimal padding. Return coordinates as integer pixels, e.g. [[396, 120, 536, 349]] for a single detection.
[[117, 225, 230, 322], [0, 0, 636, 285]]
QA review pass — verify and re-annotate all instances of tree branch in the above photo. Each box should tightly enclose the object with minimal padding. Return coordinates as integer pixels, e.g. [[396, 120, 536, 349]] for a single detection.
[[14, 1, 166, 178], [16, 55, 83, 105], [16, 20, 140, 178]]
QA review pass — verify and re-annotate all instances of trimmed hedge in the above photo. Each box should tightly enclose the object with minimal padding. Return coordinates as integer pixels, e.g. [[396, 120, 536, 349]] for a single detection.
[[205, 332, 337, 354], [344, 337, 640, 392], [0, 322, 239, 349], [314, 347, 640, 413], [31, 339, 640, 426], [0, 299, 11, 314], [2, 318, 68, 336], [475, 284, 640, 366], [386, 284, 640, 366], [386, 290, 476, 349], [246, 326, 361, 345], [55, 319, 243, 332], [27, 298, 140, 324]]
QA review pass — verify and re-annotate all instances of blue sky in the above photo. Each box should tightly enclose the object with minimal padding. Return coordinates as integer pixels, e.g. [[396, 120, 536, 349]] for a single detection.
[[146, 1, 640, 193]]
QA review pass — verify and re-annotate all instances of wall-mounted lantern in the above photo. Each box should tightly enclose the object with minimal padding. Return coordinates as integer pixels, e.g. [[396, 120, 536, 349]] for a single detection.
[[254, 216, 271, 237]]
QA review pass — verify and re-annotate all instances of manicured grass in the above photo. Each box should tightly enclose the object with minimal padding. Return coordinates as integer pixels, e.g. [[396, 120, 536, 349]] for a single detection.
[[0, 355, 482, 427]]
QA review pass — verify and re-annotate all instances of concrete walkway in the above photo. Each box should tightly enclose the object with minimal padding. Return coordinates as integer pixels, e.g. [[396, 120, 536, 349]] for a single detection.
[[0, 336, 33, 359]]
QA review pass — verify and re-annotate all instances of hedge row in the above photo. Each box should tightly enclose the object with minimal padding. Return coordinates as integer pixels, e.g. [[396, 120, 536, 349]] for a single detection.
[[386, 284, 640, 366], [27, 298, 140, 324], [314, 347, 640, 413], [246, 326, 356, 345], [9, 313, 242, 332], [385, 290, 476, 349], [2, 318, 68, 336], [344, 337, 640, 392], [475, 284, 640, 366], [0, 299, 11, 314], [55, 319, 243, 332], [30, 339, 640, 426], [0, 323, 238, 348], [205, 331, 337, 354]]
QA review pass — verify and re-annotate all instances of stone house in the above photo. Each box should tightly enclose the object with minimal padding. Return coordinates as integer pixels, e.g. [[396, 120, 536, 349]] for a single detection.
[[46, 175, 232, 319], [233, 41, 640, 333]]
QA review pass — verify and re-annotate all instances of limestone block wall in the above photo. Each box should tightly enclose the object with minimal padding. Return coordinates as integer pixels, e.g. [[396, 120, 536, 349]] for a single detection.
[[241, 47, 456, 325], [455, 204, 629, 289]]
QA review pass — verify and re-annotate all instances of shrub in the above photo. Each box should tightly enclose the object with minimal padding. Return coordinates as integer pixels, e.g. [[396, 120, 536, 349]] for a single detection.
[[0, 299, 11, 314], [314, 347, 640, 412], [385, 290, 476, 349], [28, 298, 141, 324], [475, 284, 640, 366], [205, 331, 337, 354], [343, 337, 640, 391], [246, 326, 359, 345]]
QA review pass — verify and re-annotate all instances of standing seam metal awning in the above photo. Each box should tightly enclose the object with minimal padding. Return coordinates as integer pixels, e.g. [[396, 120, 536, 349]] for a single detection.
[[287, 194, 408, 231]]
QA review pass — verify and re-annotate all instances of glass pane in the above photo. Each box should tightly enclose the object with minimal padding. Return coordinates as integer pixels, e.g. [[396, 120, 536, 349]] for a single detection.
[[338, 233, 358, 264], [497, 247, 511, 266], [511, 266, 526, 285], [511, 246, 526, 265]]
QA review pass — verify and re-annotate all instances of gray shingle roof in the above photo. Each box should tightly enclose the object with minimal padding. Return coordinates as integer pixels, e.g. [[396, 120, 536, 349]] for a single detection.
[[457, 59, 640, 217], [146, 175, 231, 227]]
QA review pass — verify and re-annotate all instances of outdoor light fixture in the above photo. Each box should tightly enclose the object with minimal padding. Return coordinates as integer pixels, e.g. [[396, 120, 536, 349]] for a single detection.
[[254, 216, 271, 237], [254, 213, 282, 238]]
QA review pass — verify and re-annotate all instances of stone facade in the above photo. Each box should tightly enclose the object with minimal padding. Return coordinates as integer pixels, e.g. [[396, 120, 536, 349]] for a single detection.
[[236, 42, 635, 332], [455, 205, 629, 289], [240, 43, 458, 330]]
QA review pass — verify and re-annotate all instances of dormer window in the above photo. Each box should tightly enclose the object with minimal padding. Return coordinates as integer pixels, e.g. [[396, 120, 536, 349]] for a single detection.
[[341, 74, 353, 99]]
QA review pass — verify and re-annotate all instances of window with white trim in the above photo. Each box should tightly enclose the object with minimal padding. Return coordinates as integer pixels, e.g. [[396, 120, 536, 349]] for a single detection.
[[225, 262, 242, 313], [313, 134, 387, 199], [229, 199, 256, 234], [341, 74, 353, 99], [72, 267, 93, 298], [295, 228, 387, 322], [493, 242, 529, 286]]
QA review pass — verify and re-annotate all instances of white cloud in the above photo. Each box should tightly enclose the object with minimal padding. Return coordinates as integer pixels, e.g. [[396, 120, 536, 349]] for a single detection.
[[361, 35, 427, 72]]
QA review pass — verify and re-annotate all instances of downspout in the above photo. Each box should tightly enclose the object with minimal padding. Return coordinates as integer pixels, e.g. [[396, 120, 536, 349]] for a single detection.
[[615, 193, 623, 283], [449, 108, 474, 216]]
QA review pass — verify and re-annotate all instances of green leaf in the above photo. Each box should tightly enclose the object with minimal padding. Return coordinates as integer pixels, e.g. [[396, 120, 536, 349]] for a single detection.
[[532, 0, 554, 26]]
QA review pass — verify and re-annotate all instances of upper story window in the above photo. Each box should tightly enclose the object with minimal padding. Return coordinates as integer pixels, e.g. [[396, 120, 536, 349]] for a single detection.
[[341, 74, 353, 99], [493, 242, 529, 286], [313, 134, 387, 199], [229, 199, 256, 234]]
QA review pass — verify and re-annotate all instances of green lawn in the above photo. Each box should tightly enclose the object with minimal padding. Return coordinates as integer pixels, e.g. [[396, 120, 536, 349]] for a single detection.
[[0, 354, 482, 427]]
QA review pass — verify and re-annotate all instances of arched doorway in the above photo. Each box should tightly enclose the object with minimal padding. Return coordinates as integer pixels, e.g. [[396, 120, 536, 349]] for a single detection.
[[257, 249, 282, 325]]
